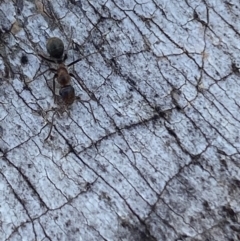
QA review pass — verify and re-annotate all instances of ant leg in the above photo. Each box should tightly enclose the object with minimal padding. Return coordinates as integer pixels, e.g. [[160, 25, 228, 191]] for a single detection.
[[44, 110, 57, 141], [69, 73, 98, 102], [70, 72, 98, 123], [35, 67, 57, 79], [67, 51, 99, 67], [38, 53, 59, 64], [53, 73, 58, 103]]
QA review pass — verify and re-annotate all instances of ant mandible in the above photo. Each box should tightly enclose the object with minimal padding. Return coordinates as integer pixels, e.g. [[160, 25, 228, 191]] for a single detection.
[[38, 36, 96, 105]]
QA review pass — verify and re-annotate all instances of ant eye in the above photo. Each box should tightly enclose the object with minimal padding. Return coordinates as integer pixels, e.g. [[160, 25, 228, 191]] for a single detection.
[[21, 55, 28, 65], [46, 37, 64, 59]]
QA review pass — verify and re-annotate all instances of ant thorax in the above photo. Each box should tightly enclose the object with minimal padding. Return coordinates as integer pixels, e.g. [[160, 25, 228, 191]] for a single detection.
[[57, 64, 71, 86]]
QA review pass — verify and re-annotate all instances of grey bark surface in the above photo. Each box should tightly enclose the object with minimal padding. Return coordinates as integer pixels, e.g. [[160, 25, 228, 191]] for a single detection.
[[0, 0, 240, 240]]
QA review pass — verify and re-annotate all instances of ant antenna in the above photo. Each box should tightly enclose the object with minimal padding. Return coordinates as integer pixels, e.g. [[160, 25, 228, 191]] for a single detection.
[[65, 27, 74, 53]]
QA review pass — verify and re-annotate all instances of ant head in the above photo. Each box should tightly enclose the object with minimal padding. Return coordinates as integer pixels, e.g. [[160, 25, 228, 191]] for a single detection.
[[59, 85, 75, 105], [46, 37, 64, 59]]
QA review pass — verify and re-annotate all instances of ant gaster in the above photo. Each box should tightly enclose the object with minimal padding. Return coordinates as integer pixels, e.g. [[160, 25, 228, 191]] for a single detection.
[[38, 36, 96, 105]]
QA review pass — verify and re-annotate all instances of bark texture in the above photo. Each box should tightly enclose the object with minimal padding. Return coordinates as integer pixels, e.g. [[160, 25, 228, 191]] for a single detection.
[[0, 1, 240, 240]]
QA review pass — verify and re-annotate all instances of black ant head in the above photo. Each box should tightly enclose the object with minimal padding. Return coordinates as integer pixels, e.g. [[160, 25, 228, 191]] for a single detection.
[[59, 85, 75, 105], [46, 37, 64, 59]]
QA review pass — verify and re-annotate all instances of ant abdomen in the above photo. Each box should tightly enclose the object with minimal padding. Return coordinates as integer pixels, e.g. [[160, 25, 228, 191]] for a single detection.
[[46, 37, 64, 58], [59, 85, 75, 105]]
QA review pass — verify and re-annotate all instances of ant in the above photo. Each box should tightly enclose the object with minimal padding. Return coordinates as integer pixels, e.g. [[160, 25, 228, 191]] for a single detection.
[[37, 33, 98, 140], [38, 36, 97, 105]]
